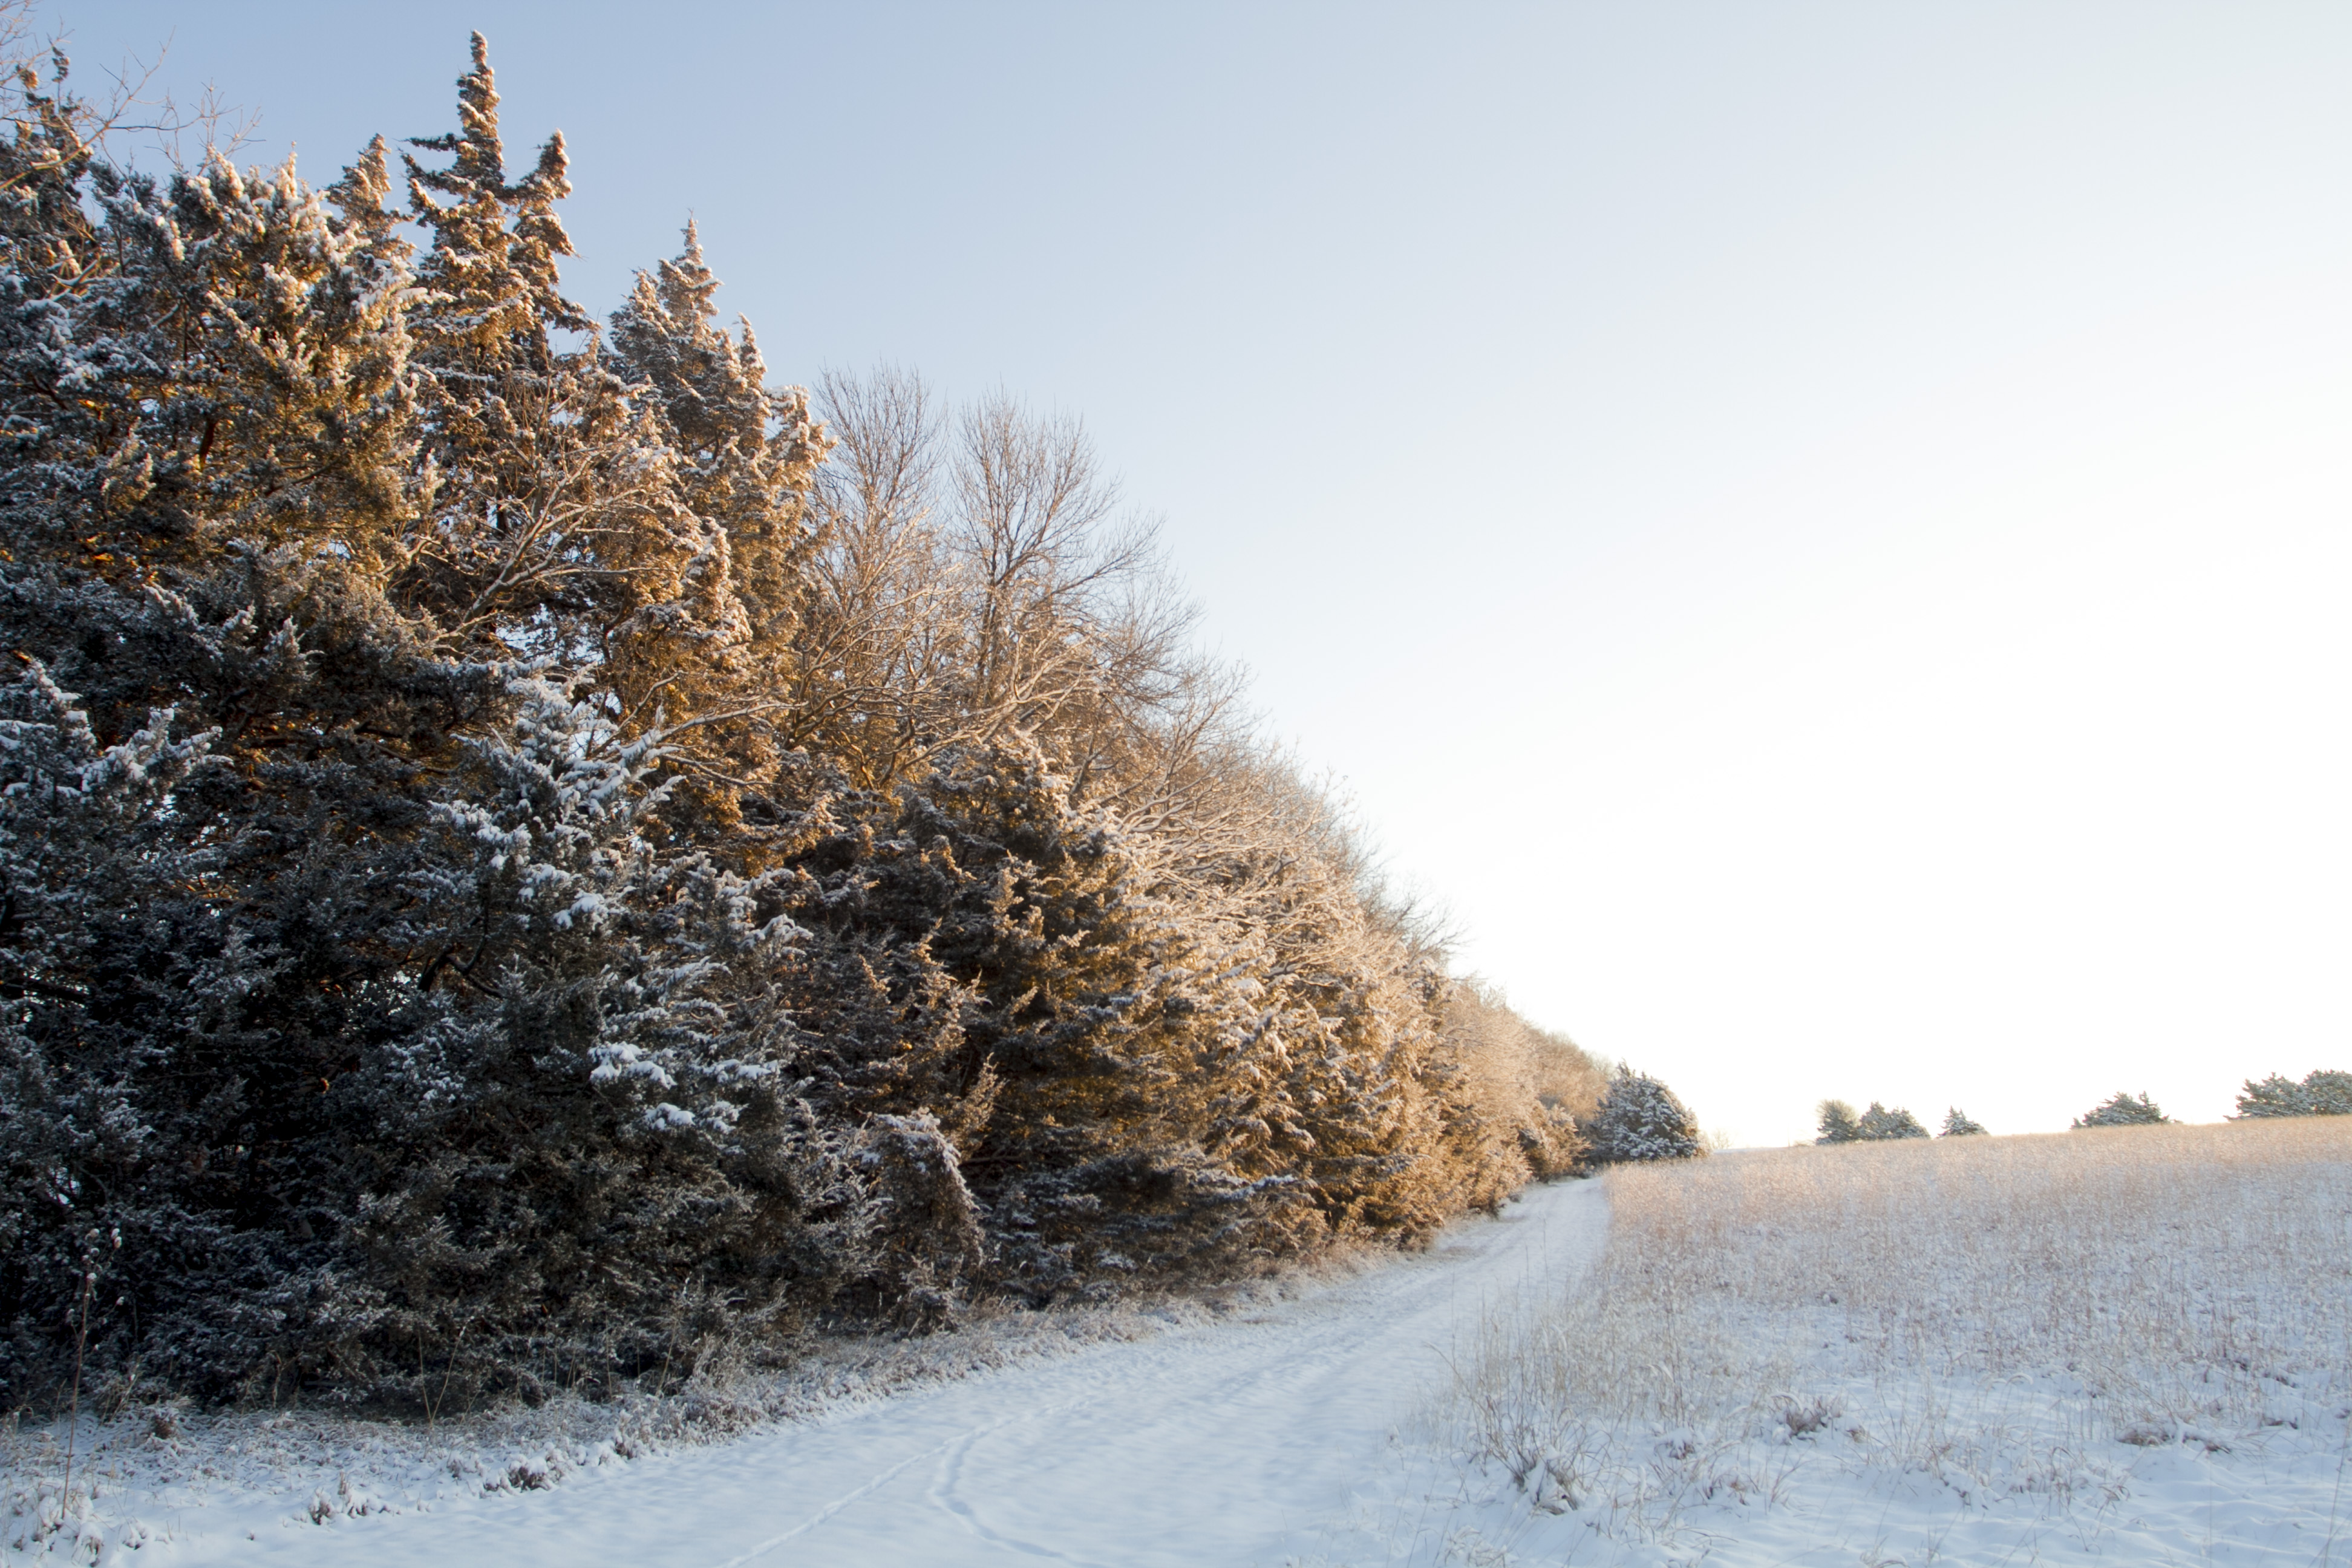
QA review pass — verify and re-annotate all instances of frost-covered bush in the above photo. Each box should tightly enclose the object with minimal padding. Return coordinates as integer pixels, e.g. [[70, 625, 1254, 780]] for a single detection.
[[2073, 1091, 2171, 1128], [1939, 1106, 1988, 1137], [1582, 1068, 1703, 1164], [2233, 1070, 2352, 1120]]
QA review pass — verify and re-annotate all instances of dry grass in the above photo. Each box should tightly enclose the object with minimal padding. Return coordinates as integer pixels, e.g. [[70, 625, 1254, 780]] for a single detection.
[[1443, 1119, 2352, 1546]]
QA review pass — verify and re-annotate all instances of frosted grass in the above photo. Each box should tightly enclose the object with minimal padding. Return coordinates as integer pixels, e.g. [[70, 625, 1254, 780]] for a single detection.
[[1440, 1119, 2352, 1557]]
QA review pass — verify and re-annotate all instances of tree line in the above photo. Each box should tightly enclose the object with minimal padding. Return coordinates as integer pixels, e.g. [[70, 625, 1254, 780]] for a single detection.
[[0, 35, 1657, 1413], [1814, 1069, 2350, 1145]]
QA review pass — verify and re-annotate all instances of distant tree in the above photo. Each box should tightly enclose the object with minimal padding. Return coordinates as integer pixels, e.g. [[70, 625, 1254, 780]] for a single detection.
[[1855, 1102, 1929, 1140], [1818, 1099, 1929, 1143], [1939, 1107, 1988, 1137], [2073, 1091, 2172, 1128], [2234, 1074, 2307, 1119], [2233, 1070, 2352, 1120], [1584, 1068, 1704, 1163]]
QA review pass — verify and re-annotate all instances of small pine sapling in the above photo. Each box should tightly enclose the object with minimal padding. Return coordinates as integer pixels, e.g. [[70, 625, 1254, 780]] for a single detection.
[[1939, 1107, 1988, 1137]]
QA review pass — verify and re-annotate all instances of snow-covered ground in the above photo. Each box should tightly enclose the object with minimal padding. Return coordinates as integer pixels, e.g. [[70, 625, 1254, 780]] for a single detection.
[[12, 1123, 2351, 1566], [1432, 1121, 2352, 1567], [2, 1182, 1604, 1567]]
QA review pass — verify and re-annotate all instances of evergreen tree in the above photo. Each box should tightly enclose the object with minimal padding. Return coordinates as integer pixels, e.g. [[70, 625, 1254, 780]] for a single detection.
[[399, 33, 723, 700], [1583, 1068, 1704, 1163], [1855, 1102, 1929, 1140], [2232, 1069, 2352, 1119], [1818, 1098, 1931, 1142], [1939, 1106, 1988, 1136], [606, 221, 829, 790], [0, 33, 1584, 1408], [0, 61, 496, 1403], [2073, 1091, 2171, 1128]]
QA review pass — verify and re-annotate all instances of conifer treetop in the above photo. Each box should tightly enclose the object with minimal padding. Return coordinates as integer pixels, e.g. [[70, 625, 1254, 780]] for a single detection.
[[403, 31, 586, 344]]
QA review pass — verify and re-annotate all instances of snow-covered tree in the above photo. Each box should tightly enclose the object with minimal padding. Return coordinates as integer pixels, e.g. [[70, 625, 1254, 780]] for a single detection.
[[1818, 1098, 1930, 1142], [0, 658, 229, 1405], [1939, 1106, 1988, 1136], [1856, 1102, 1929, 1140], [1815, 1099, 1861, 1145], [2073, 1091, 2172, 1128], [604, 221, 829, 792], [2307, 1071, 2352, 1112], [0, 31, 1583, 1407], [1583, 1068, 1704, 1163], [2233, 1070, 2352, 1119]]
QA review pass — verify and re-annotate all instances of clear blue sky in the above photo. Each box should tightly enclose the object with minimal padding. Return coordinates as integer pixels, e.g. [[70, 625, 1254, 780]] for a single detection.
[[54, 2, 2352, 1142]]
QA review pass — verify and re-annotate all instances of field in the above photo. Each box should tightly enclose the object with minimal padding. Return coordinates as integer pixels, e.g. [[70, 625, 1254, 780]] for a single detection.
[[8, 1122, 2345, 1564], [1438, 1119, 2352, 1564]]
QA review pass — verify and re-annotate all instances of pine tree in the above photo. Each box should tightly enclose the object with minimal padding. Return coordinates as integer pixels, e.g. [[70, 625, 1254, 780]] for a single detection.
[[1939, 1106, 1988, 1136], [2232, 1069, 2352, 1119], [0, 149, 423, 572], [340, 678, 851, 1399], [1818, 1098, 1931, 1142], [0, 65, 500, 1403], [399, 33, 703, 682], [2073, 1091, 2171, 1128], [605, 222, 829, 791], [1855, 1102, 1929, 1140], [1583, 1067, 1703, 1163]]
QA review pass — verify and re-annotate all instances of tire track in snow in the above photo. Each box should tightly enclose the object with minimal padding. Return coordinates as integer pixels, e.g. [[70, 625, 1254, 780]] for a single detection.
[[925, 1409, 1116, 1567], [705, 1436, 955, 1567], [163, 1180, 1606, 1567]]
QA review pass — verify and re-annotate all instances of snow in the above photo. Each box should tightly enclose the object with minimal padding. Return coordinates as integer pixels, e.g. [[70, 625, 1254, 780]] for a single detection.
[[2, 1184, 1602, 1567], [1432, 1123, 2352, 1566], [11, 1145, 2351, 1566]]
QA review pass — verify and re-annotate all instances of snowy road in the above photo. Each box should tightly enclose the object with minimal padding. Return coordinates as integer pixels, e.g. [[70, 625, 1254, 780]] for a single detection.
[[171, 1180, 1607, 1568]]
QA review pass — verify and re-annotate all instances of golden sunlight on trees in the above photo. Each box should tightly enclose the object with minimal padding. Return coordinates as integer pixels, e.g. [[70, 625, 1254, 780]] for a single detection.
[[0, 30, 1630, 1410]]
